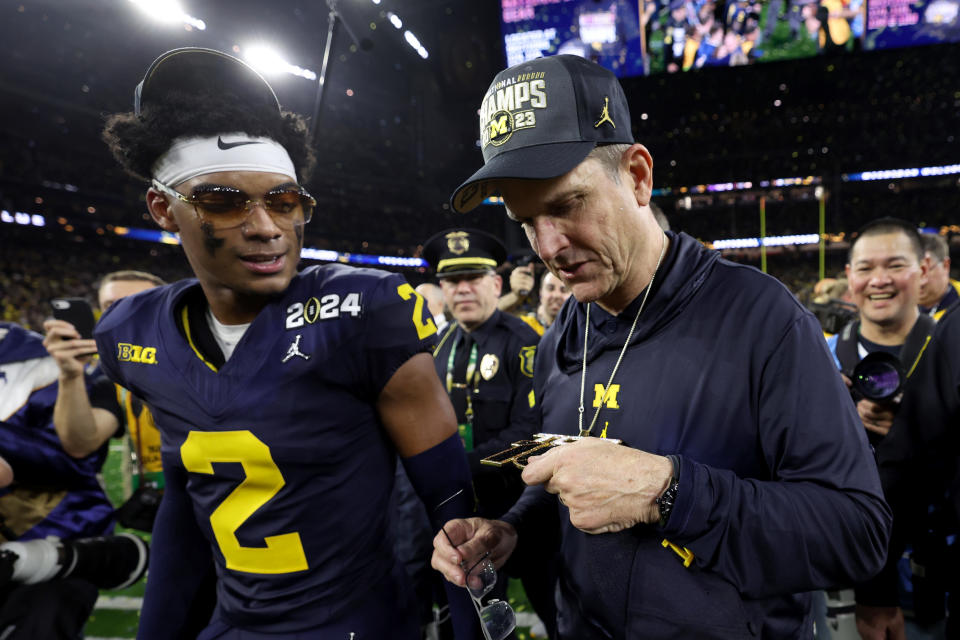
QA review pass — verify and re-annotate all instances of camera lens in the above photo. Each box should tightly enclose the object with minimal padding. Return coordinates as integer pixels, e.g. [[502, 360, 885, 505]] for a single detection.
[[853, 352, 904, 402]]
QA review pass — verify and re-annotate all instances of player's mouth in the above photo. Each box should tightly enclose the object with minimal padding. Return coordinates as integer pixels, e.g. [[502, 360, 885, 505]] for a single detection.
[[240, 252, 286, 274]]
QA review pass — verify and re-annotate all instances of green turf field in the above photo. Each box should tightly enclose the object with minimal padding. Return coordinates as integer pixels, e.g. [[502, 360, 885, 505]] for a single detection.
[[85, 442, 147, 639], [87, 442, 543, 639]]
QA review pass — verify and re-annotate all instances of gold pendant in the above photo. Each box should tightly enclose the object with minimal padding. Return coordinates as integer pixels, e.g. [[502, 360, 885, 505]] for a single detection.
[[481, 433, 623, 470]]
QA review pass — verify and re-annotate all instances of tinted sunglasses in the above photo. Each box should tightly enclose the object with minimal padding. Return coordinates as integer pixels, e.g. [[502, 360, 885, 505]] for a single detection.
[[152, 179, 315, 230]]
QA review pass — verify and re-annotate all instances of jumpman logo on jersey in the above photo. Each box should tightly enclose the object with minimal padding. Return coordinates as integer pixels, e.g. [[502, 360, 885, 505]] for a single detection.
[[594, 96, 616, 129], [281, 334, 311, 363]]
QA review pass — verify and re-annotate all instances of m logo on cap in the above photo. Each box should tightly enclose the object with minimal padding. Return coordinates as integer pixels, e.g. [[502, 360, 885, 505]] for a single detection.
[[446, 231, 470, 255], [489, 110, 514, 147], [594, 97, 616, 129]]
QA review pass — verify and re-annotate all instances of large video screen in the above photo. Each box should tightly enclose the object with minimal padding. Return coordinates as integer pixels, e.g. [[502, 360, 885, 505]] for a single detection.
[[500, 0, 960, 77]]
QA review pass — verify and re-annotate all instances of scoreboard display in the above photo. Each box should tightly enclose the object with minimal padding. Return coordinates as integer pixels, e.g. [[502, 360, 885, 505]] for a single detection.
[[499, 0, 960, 77]]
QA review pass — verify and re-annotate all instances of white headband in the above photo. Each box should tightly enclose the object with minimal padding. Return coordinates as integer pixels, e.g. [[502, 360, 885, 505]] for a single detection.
[[152, 133, 296, 186]]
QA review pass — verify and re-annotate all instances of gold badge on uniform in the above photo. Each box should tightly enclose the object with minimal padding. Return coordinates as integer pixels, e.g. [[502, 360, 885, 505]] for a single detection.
[[446, 231, 470, 255], [480, 353, 499, 380]]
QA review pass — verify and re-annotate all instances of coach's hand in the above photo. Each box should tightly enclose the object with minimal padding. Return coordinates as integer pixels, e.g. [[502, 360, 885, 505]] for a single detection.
[[432, 518, 517, 587], [522, 438, 673, 534]]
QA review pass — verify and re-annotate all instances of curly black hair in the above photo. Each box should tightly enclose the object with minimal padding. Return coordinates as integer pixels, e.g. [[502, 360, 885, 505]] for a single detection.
[[102, 90, 316, 184]]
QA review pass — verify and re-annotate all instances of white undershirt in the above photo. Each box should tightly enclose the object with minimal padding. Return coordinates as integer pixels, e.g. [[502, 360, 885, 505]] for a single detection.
[[205, 308, 251, 362]]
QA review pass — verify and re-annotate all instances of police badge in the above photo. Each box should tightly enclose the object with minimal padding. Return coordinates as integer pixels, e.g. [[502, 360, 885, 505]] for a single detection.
[[479, 353, 499, 380], [445, 231, 470, 255]]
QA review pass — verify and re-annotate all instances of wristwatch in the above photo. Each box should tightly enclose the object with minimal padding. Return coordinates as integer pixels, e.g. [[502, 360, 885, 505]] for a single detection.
[[655, 455, 680, 527]]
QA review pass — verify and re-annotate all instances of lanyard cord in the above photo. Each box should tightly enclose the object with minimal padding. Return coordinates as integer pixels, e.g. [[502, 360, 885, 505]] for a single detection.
[[446, 335, 480, 423], [578, 232, 667, 437]]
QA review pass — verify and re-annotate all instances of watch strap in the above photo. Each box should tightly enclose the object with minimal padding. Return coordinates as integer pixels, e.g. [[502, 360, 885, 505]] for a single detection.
[[656, 455, 680, 527]]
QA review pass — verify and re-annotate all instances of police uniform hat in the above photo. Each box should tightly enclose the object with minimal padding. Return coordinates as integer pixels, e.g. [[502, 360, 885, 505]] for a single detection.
[[422, 229, 507, 278], [134, 47, 281, 116]]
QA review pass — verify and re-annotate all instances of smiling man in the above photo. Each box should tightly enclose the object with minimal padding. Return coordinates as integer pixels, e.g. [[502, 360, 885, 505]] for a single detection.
[[826, 223, 948, 638], [96, 48, 479, 640], [518, 271, 572, 337], [827, 217, 932, 446]]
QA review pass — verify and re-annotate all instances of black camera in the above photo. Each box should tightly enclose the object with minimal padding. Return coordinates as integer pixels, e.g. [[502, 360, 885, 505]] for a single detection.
[[808, 299, 859, 335], [851, 351, 905, 402]]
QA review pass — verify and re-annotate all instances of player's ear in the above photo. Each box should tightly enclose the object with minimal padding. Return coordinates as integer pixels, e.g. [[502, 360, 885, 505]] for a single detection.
[[146, 187, 180, 233], [624, 144, 653, 207]]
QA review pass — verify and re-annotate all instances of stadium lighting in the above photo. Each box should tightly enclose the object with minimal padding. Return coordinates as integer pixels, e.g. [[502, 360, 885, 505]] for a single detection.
[[387, 12, 402, 29], [242, 46, 318, 81], [127, 0, 205, 30], [843, 164, 960, 181], [404, 31, 429, 59]]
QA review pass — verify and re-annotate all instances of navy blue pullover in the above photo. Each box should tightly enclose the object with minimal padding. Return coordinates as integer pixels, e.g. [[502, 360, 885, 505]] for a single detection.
[[502, 232, 891, 639]]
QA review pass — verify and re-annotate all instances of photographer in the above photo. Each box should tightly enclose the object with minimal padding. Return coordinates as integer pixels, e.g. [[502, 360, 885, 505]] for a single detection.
[[822, 218, 943, 637], [497, 256, 538, 315], [826, 218, 933, 447]]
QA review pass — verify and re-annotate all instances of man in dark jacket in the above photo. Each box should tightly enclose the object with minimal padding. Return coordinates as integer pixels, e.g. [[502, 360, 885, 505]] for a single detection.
[[432, 54, 892, 639]]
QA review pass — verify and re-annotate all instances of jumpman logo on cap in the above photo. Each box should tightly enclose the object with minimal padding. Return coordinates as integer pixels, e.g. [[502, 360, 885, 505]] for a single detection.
[[594, 97, 616, 129], [281, 334, 311, 363]]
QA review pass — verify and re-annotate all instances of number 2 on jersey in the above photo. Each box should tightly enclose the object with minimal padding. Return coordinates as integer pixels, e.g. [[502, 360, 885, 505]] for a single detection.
[[397, 283, 437, 339], [180, 431, 308, 574]]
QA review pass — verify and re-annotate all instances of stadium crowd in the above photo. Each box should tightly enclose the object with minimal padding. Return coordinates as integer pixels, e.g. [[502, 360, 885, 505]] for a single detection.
[[0, 10, 958, 637]]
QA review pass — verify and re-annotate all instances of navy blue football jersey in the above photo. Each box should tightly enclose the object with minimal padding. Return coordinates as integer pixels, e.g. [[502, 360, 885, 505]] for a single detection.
[[94, 265, 438, 629]]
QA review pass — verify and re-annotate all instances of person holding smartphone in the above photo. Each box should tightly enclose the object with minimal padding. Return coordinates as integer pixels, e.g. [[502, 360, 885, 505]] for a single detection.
[[43, 298, 123, 460]]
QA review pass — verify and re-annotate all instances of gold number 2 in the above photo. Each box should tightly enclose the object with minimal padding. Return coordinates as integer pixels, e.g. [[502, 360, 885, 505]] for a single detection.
[[180, 430, 308, 574], [397, 283, 437, 340]]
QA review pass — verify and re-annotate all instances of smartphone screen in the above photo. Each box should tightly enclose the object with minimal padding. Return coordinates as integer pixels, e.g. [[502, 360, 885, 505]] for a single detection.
[[50, 298, 96, 340]]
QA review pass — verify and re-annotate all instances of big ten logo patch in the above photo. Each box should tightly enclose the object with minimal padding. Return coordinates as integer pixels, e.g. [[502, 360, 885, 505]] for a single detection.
[[479, 75, 546, 148], [117, 343, 158, 365]]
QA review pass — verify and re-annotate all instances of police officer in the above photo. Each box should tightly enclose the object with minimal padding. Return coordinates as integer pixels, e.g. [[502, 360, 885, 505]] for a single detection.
[[423, 229, 557, 638], [423, 228, 540, 518]]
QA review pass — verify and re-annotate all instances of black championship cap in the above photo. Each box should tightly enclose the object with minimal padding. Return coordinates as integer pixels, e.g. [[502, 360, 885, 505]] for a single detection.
[[134, 47, 281, 116], [423, 229, 507, 278], [450, 54, 634, 213]]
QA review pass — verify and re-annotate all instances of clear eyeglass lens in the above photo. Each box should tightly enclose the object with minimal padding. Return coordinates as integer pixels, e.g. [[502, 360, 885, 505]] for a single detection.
[[466, 557, 497, 600], [479, 599, 516, 640]]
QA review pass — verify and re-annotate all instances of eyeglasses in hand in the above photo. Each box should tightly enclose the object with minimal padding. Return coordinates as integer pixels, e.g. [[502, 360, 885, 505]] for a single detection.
[[435, 490, 517, 640]]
